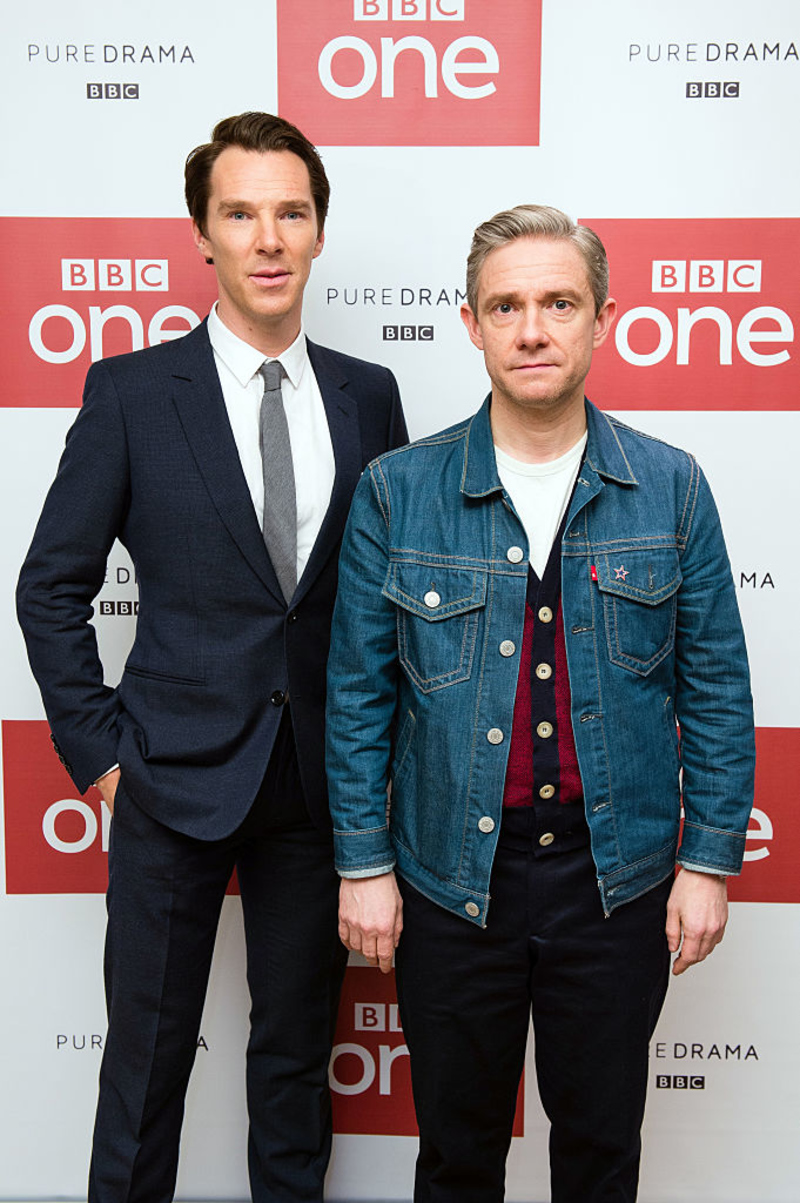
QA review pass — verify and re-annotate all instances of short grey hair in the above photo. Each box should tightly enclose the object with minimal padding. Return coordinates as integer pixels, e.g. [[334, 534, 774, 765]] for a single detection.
[[465, 204, 609, 316]]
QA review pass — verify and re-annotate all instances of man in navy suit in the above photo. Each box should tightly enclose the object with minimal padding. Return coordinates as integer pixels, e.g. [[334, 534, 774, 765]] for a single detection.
[[17, 112, 407, 1203]]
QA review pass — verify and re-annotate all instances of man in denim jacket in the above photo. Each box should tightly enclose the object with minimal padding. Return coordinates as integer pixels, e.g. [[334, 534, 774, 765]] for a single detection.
[[326, 205, 755, 1202]]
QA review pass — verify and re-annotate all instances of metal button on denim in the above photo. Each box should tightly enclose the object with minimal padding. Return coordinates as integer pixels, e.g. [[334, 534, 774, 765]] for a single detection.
[[539, 832, 555, 847], [465, 901, 480, 917], [538, 606, 553, 623], [499, 640, 516, 657], [536, 721, 553, 739], [477, 816, 495, 833], [539, 784, 555, 800], [487, 728, 504, 744], [506, 546, 524, 563], [424, 590, 441, 608], [535, 662, 552, 680]]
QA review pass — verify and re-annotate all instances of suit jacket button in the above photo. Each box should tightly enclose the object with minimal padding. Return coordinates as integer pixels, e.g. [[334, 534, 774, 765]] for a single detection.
[[287, 610, 298, 624], [270, 690, 286, 706]]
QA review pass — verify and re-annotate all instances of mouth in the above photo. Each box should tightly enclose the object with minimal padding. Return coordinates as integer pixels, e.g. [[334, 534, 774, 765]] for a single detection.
[[250, 269, 291, 287]]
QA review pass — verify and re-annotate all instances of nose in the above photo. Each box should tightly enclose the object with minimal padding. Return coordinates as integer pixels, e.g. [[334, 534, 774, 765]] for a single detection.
[[516, 306, 549, 349], [255, 216, 283, 254]]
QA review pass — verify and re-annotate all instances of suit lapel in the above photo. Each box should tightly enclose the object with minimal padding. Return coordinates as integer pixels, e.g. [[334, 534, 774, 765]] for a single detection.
[[297, 340, 363, 601], [169, 322, 284, 602]]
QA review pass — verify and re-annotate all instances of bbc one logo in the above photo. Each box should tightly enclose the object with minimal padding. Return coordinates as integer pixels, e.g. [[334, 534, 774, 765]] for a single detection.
[[31, 257, 192, 365], [276, 0, 542, 146], [0, 217, 218, 407], [584, 218, 800, 411], [616, 257, 787, 369]]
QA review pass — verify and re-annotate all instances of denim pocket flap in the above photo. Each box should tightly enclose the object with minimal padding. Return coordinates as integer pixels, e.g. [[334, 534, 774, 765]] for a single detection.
[[595, 548, 681, 605], [383, 563, 488, 621]]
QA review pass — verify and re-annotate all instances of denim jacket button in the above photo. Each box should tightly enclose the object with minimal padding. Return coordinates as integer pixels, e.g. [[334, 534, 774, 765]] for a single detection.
[[465, 901, 481, 918], [538, 606, 553, 623], [477, 816, 495, 833], [506, 546, 524, 563], [423, 590, 441, 608], [535, 662, 552, 680], [499, 640, 516, 657], [536, 721, 553, 739], [487, 727, 504, 744]]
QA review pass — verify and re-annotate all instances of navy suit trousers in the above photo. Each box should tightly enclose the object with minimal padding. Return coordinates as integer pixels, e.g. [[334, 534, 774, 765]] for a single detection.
[[89, 712, 348, 1203], [395, 810, 671, 1203]]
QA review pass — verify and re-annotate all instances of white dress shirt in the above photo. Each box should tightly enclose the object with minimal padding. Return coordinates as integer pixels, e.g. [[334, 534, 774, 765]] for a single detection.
[[207, 304, 336, 584]]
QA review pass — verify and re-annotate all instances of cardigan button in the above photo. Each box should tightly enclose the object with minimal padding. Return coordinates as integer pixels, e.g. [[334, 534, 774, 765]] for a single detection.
[[535, 662, 552, 680], [538, 606, 553, 623], [536, 721, 553, 739]]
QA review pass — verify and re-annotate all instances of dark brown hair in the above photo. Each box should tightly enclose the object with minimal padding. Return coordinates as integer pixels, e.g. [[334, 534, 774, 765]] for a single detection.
[[185, 112, 330, 236]]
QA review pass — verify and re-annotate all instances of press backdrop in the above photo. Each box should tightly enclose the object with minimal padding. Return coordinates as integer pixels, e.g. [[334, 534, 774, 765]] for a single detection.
[[1, 2, 798, 1200]]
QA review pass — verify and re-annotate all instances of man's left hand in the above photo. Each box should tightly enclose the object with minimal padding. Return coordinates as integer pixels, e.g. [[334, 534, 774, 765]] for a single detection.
[[665, 868, 728, 976]]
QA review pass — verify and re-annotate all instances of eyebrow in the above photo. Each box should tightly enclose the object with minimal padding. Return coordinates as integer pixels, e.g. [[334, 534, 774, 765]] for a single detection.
[[216, 198, 313, 214], [482, 287, 585, 310]]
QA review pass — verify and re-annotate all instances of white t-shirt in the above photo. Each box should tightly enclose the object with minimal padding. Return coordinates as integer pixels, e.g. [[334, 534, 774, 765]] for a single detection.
[[495, 434, 587, 578]]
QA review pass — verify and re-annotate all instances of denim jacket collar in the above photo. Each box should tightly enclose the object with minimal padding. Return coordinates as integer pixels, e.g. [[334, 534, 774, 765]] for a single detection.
[[460, 395, 638, 500]]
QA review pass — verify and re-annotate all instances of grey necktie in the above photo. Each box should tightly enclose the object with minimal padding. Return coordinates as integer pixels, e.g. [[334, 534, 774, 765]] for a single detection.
[[258, 360, 297, 603]]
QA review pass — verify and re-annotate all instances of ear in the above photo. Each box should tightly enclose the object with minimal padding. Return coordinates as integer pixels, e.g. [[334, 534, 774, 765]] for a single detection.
[[312, 228, 325, 260], [460, 303, 484, 351], [592, 297, 617, 349], [191, 220, 213, 265]]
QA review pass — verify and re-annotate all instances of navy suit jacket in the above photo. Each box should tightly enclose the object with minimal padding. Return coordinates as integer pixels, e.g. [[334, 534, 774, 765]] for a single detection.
[[17, 320, 407, 839]]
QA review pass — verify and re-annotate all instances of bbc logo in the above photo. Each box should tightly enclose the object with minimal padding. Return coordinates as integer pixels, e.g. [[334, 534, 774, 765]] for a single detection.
[[383, 325, 434, 341], [656, 1075, 705, 1090], [61, 259, 169, 292], [651, 259, 761, 293], [87, 83, 140, 100], [686, 81, 739, 99], [354, 0, 465, 18], [98, 600, 139, 616]]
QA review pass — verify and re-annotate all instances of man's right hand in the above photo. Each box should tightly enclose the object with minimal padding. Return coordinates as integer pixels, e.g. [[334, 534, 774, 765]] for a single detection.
[[95, 767, 121, 815], [338, 872, 403, 974]]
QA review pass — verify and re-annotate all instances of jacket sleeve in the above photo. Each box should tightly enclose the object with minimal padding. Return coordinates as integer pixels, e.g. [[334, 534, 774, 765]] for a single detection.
[[673, 459, 755, 875], [385, 368, 409, 453], [326, 459, 400, 877], [16, 361, 131, 793]]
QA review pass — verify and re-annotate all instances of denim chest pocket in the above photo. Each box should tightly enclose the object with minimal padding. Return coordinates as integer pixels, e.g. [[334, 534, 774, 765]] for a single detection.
[[595, 547, 682, 675], [383, 562, 487, 692]]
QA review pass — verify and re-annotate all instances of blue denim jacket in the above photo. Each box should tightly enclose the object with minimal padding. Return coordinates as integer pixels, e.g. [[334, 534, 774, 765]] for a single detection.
[[326, 399, 755, 923]]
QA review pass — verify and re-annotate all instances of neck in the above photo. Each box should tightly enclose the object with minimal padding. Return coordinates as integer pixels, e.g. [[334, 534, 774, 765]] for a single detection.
[[490, 393, 587, 464], [215, 302, 301, 358]]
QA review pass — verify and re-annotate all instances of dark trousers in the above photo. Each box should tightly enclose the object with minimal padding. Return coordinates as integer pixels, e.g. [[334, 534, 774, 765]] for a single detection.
[[395, 817, 671, 1203], [88, 714, 348, 1203]]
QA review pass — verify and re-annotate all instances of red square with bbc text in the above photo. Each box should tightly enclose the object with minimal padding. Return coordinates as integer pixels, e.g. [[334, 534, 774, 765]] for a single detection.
[[582, 218, 800, 411], [330, 965, 525, 1134], [277, 0, 542, 147]]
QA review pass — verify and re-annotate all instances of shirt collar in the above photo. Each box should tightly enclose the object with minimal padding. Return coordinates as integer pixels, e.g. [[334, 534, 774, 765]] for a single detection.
[[461, 395, 637, 498], [206, 303, 309, 390]]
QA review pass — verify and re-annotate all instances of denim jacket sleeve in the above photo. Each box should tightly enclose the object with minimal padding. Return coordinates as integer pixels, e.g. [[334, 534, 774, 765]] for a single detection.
[[673, 461, 755, 875], [326, 460, 399, 877]]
